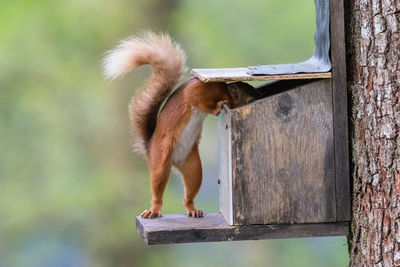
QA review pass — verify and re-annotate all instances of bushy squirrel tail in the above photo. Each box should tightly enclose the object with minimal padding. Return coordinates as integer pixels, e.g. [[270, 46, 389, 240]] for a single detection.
[[103, 32, 187, 155]]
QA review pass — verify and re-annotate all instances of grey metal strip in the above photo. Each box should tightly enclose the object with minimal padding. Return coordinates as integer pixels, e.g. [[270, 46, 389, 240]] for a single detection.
[[247, 0, 331, 75]]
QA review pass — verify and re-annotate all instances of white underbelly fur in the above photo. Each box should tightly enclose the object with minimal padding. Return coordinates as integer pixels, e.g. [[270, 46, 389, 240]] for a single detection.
[[171, 108, 207, 166]]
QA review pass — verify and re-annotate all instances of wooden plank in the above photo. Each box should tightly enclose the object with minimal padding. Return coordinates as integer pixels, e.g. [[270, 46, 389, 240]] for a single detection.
[[330, 0, 351, 221], [231, 79, 336, 225], [136, 213, 349, 245], [218, 108, 233, 225], [191, 68, 332, 83]]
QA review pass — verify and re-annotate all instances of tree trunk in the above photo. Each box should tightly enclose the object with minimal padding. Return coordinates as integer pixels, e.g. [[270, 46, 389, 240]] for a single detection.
[[346, 0, 400, 266]]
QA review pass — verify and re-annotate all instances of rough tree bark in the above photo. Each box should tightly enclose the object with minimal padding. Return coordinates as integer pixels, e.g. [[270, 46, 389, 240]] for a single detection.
[[345, 0, 400, 266]]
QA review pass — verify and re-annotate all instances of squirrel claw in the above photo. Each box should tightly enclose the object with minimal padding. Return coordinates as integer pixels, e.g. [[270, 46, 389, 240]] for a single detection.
[[187, 209, 203, 218]]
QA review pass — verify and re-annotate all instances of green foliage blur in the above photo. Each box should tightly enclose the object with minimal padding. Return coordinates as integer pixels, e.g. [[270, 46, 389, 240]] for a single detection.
[[0, 0, 348, 266]]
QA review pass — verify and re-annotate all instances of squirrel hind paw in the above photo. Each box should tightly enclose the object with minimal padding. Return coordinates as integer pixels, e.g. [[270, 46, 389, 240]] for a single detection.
[[140, 209, 161, 219]]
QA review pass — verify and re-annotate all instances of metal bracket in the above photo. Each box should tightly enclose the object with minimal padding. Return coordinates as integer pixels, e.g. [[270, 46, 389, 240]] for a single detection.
[[247, 0, 331, 75]]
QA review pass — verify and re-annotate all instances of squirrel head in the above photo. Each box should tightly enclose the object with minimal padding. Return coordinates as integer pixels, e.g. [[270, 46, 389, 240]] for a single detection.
[[227, 82, 261, 108]]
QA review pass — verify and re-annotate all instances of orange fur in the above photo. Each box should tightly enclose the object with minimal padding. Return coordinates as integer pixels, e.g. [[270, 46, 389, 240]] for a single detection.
[[139, 77, 230, 218], [103, 32, 187, 154], [104, 32, 257, 218]]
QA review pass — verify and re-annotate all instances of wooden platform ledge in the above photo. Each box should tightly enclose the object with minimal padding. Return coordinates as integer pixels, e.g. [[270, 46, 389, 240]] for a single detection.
[[136, 213, 349, 245], [191, 68, 332, 83]]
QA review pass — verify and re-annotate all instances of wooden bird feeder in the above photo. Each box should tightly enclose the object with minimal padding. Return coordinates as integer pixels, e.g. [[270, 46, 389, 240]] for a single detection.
[[136, 0, 350, 244]]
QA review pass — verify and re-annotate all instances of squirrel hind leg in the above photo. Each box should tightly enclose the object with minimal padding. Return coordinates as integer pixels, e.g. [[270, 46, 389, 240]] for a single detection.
[[142, 143, 173, 218], [175, 143, 203, 218]]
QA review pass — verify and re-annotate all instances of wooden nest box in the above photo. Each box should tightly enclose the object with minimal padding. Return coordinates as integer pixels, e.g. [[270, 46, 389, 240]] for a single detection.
[[136, 0, 350, 244]]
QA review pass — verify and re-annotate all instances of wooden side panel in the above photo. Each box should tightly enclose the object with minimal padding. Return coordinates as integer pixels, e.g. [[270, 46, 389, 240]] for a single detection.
[[218, 109, 233, 225], [231, 79, 336, 225], [330, 0, 351, 221]]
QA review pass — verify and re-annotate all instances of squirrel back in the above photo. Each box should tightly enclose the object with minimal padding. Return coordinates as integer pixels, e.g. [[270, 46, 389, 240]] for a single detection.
[[103, 32, 187, 155]]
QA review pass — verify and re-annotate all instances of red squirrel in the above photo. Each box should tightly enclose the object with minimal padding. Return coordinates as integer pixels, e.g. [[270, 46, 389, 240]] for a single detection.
[[103, 32, 259, 218]]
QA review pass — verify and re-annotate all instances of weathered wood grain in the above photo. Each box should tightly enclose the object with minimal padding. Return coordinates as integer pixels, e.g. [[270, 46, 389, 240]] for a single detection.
[[136, 213, 349, 245], [230, 79, 336, 225], [330, 0, 351, 221], [191, 68, 332, 83]]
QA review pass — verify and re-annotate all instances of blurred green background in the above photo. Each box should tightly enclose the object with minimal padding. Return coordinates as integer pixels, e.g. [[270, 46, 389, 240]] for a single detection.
[[0, 0, 348, 266]]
